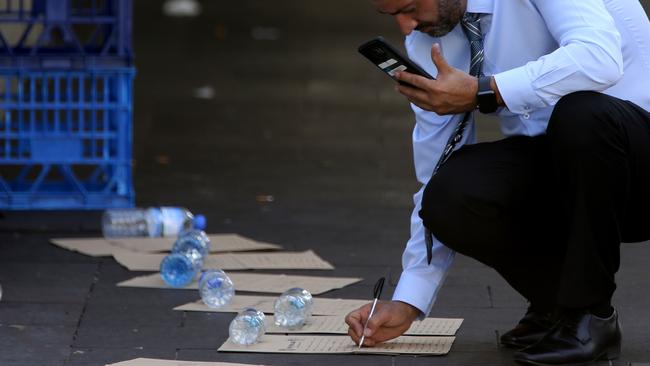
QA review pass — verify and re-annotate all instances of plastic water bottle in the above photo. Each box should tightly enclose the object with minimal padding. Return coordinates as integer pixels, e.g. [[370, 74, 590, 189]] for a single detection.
[[172, 229, 211, 257], [229, 308, 266, 345], [273, 288, 313, 329], [160, 252, 198, 287], [159, 230, 210, 288], [199, 269, 235, 308], [102, 206, 206, 238]]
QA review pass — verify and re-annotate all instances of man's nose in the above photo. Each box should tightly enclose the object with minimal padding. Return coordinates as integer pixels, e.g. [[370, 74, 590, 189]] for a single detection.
[[394, 13, 418, 35]]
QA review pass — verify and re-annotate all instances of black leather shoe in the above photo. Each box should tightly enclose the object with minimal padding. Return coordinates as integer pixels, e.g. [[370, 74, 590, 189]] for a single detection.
[[514, 309, 621, 366], [501, 308, 555, 349]]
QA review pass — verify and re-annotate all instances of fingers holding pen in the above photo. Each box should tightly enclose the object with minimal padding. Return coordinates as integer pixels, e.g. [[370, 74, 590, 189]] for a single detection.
[[345, 303, 371, 341], [347, 327, 361, 344]]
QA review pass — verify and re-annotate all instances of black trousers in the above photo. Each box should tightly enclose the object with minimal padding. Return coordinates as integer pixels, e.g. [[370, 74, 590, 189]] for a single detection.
[[419, 91, 650, 310]]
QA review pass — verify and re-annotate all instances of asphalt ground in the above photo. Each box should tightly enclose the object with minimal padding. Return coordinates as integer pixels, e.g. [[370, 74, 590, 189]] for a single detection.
[[1, 1, 650, 365]]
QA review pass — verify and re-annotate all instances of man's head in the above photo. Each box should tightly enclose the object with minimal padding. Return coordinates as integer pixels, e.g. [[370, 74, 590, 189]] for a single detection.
[[373, 0, 466, 37]]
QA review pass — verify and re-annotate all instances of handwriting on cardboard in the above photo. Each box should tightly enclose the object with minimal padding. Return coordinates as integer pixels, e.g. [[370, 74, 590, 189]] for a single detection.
[[265, 315, 462, 336], [218, 335, 454, 355]]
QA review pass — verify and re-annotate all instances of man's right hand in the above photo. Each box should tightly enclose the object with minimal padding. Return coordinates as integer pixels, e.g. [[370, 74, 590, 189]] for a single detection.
[[345, 300, 421, 347]]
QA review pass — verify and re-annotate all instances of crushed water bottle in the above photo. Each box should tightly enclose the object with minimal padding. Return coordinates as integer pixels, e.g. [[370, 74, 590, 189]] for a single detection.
[[102, 206, 206, 238], [273, 287, 313, 329], [160, 230, 210, 287], [229, 308, 266, 345], [199, 269, 235, 308]]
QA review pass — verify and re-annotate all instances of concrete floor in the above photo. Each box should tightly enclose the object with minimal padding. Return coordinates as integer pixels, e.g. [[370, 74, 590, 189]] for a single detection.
[[1, 1, 650, 365]]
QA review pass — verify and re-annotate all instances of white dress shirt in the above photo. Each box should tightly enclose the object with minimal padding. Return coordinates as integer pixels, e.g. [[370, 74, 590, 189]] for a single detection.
[[392, 0, 650, 317]]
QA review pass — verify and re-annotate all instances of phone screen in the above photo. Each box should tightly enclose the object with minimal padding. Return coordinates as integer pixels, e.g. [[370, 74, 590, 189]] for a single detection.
[[378, 58, 408, 77], [358, 37, 434, 83]]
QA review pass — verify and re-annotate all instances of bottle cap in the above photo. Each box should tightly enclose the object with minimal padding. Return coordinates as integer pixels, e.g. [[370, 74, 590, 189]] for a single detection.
[[193, 214, 207, 230]]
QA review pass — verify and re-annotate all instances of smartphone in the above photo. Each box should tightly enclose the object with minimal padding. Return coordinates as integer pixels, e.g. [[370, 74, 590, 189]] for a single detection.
[[358, 36, 434, 86]]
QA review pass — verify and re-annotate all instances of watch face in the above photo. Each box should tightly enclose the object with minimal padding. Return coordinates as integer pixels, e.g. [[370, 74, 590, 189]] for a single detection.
[[478, 102, 498, 114]]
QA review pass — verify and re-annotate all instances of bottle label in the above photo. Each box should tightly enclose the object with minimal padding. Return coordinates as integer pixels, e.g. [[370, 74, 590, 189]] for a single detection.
[[160, 207, 189, 236]]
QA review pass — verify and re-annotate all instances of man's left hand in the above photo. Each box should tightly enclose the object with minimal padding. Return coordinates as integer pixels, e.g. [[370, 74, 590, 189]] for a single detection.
[[394, 43, 478, 115]]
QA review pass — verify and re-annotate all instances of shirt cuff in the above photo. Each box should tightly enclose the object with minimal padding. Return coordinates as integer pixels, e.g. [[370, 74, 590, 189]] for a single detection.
[[392, 267, 446, 320], [494, 66, 546, 115]]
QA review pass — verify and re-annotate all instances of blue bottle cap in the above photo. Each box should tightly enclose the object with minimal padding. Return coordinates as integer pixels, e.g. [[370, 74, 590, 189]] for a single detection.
[[193, 214, 207, 230]]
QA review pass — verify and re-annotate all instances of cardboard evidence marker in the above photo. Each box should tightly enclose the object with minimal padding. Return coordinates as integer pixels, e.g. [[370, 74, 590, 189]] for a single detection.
[[107, 359, 264, 366], [51, 234, 282, 257], [264, 315, 463, 336], [118, 273, 362, 295], [174, 295, 369, 316], [113, 250, 334, 271], [218, 334, 455, 355]]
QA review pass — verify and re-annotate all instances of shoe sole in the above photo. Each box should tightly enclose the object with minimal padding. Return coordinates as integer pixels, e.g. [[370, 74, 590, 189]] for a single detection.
[[514, 345, 621, 366], [500, 339, 535, 350]]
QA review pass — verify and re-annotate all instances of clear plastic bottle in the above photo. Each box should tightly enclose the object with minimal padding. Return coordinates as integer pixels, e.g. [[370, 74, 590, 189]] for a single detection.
[[160, 252, 199, 288], [229, 308, 266, 345], [159, 230, 211, 288], [199, 269, 235, 308], [273, 287, 313, 329], [102, 206, 206, 238], [172, 229, 211, 257]]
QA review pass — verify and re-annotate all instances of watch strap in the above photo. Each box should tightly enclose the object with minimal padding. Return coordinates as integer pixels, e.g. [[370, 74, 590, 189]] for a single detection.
[[477, 76, 498, 113]]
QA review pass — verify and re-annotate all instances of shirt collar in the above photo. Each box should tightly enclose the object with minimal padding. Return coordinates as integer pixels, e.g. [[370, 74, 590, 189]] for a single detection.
[[466, 0, 494, 14]]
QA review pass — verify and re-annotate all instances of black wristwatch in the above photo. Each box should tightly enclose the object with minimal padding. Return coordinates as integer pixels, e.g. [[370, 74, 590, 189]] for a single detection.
[[477, 76, 498, 114]]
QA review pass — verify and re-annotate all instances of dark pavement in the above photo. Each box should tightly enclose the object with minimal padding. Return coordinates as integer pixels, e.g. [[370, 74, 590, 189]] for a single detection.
[[1, 1, 650, 365]]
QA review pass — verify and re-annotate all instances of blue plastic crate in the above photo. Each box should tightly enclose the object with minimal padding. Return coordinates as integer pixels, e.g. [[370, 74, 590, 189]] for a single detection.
[[0, 0, 132, 68], [0, 67, 135, 209]]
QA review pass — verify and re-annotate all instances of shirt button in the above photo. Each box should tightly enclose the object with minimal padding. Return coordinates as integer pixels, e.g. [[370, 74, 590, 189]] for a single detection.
[[523, 113, 530, 119], [524, 105, 531, 111]]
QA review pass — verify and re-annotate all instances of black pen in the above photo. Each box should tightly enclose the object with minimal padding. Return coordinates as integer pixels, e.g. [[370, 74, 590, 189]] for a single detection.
[[359, 277, 385, 349]]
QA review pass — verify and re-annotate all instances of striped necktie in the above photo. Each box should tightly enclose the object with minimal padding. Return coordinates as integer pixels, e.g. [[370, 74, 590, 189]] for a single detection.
[[424, 13, 485, 265], [461, 13, 484, 77]]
